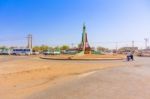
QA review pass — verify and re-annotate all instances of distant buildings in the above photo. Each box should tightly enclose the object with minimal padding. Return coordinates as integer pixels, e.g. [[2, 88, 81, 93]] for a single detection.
[[118, 47, 138, 54], [137, 49, 150, 57]]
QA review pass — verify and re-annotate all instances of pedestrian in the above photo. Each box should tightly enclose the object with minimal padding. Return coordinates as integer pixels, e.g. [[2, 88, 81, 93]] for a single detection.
[[130, 52, 134, 61], [126, 51, 134, 61], [127, 51, 131, 61]]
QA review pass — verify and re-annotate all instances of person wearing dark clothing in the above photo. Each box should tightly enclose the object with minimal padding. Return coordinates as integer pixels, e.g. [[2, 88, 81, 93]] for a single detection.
[[127, 52, 134, 61], [130, 54, 134, 61]]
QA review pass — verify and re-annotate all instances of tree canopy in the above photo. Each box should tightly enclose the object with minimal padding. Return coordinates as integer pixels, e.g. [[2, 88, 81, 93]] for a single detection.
[[97, 46, 109, 52]]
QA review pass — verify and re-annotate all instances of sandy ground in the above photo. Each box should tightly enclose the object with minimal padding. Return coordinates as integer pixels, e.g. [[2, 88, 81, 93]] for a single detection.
[[0, 55, 127, 99]]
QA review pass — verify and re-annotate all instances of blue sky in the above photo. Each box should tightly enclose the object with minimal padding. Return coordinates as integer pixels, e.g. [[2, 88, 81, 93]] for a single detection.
[[0, 0, 150, 48]]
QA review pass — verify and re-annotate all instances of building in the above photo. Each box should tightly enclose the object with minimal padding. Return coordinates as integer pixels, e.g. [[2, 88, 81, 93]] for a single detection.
[[118, 47, 138, 54]]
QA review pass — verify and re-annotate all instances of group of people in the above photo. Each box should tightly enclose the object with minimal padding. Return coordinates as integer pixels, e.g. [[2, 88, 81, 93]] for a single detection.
[[126, 51, 134, 61]]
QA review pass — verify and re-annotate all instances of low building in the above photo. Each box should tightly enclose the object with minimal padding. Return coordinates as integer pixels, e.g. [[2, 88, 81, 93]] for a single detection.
[[118, 47, 138, 54], [137, 49, 150, 57]]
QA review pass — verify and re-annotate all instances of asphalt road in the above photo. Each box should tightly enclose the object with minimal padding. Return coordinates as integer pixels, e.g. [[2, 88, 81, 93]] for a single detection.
[[27, 57, 150, 99]]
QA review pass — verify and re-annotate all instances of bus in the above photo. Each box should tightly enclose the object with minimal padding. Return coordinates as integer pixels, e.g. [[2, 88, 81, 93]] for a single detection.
[[12, 48, 32, 55]]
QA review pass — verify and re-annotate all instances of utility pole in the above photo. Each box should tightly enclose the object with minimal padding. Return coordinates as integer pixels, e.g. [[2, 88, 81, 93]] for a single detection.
[[27, 34, 32, 49], [132, 40, 134, 48], [115, 42, 118, 51], [71, 43, 74, 48], [144, 38, 149, 49]]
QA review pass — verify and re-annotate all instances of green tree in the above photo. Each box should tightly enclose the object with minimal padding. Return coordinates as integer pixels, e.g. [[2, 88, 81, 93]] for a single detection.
[[40, 45, 49, 52], [9, 46, 17, 50], [48, 47, 54, 51], [54, 46, 60, 51], [97, 46, 109, 52], [32, 46, 40, 52], [60, 45, 70, 50], [0, 46, 7, 50]]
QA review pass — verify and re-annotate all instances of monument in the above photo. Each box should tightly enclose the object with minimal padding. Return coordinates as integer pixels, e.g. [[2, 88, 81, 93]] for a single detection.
[[79, 24, 91, 54], [41, 24, 124, 60]]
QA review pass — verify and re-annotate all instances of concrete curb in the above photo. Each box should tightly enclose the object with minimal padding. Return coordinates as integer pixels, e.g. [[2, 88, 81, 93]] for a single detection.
[[40, 57, 124, 61]]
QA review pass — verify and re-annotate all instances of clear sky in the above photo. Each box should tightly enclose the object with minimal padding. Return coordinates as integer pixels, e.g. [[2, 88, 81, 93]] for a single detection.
[[0, 0, 150, 49]]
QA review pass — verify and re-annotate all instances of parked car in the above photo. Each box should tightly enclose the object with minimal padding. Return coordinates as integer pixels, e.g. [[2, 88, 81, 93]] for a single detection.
[[63, 50, 78, 54], [0, 49, 11, 55], [32, 51, 40, 55], [43, 50, 60, 55]]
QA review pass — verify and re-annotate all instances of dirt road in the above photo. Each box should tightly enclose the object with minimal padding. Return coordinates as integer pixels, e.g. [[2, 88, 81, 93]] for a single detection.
[[0, 55, 127, 99], [27, 57, 150, 99]]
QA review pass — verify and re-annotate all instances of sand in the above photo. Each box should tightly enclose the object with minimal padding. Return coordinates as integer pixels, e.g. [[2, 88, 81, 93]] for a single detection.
[[0, 55, 127, 99]]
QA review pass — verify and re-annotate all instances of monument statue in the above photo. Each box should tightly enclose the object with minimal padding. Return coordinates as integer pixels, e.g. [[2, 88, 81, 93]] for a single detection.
[[79, 24, 91, 54]]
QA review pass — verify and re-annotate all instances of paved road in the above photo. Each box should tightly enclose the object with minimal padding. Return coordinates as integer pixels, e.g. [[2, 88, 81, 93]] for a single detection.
[[27, 57, 150, 99]]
